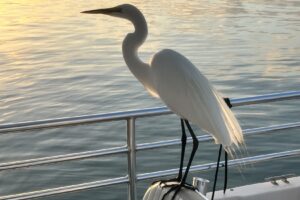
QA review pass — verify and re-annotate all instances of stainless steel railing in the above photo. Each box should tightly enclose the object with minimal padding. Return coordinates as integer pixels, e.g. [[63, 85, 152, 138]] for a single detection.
[[0, 91, 299, 200]]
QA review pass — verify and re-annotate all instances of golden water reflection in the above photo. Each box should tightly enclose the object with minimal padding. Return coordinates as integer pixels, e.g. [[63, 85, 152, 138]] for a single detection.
[[0, 0, 299, 95]]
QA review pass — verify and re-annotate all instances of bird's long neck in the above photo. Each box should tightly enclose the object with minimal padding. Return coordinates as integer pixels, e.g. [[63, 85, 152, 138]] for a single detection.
[[122, 12, 156, 94]]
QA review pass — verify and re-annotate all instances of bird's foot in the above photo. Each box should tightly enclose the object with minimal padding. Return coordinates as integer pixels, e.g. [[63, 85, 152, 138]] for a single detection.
[[151, 177, 180, 186], [161, 181, 195, 200]]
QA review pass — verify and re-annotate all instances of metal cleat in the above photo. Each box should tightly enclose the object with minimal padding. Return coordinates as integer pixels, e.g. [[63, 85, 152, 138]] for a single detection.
[[193, 177, 210, 196], [265, 174, 296, 185]]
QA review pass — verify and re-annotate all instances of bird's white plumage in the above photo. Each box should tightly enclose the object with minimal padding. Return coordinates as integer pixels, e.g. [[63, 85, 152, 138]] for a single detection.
[[82, 4, 244, 151], [151, 49, 243, 147]]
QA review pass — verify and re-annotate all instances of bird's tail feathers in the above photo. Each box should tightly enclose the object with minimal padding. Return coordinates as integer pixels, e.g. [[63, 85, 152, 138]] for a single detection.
[[213, 90, 245, 156]]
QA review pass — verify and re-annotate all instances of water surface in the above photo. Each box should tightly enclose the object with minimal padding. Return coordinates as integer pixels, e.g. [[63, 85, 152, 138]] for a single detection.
[[0, 0, 299, 199]]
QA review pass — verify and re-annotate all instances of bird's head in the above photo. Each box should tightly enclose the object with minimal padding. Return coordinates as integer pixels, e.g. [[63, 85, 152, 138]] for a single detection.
[[81, 4, 140, 21]]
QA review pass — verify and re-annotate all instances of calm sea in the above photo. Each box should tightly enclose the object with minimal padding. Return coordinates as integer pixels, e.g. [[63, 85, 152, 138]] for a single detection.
[[0, 0, 299, 199]]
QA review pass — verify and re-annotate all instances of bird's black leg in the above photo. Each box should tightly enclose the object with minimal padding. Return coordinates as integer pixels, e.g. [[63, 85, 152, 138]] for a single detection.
[[223, 97, 232, 195], [223, 97, 232, 108], [162, 120, 199, 200], [224, 151, 228, 194], [177, 119, 187, 181], [154, 119, 187, 187], [211, 144, 222, 200], [181, 120, 199, 184]]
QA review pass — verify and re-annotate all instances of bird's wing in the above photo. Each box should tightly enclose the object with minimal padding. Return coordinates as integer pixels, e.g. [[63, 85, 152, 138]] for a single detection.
[[151, 49, 243, 148]]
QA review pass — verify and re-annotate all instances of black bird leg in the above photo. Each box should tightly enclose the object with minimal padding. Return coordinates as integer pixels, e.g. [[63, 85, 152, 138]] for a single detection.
[[223, 97, 232, 195], [211, 144, 222, 200], [223, 97, 232, 108], [162, 98, 231, 199], [162, 120, 199, 200], [224, 151, 228, 194], [177, 119, 187, 181], [181, 120, 199, 185], [154, 119, 187, 187]]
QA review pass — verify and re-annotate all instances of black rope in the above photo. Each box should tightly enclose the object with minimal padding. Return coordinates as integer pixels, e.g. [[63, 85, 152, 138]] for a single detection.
[[211, 144, 222, 200]]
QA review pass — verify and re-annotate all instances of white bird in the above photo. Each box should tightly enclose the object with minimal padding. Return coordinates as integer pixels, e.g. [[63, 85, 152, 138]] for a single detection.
[[82, 4, 244, 200]]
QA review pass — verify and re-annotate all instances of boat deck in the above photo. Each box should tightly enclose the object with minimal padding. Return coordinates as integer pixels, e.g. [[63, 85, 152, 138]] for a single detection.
[[209, 175, 300, 200]]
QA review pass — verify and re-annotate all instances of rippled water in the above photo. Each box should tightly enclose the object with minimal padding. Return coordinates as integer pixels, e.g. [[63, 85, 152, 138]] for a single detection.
[[0, 0, 299, 199]]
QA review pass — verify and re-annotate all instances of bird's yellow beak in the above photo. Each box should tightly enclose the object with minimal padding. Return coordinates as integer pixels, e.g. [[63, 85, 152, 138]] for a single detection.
[[81, 7, 121, 14]]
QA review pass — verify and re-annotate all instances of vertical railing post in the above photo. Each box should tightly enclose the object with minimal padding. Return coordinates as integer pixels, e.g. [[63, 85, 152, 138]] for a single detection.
[[127, 117, 137, 200]]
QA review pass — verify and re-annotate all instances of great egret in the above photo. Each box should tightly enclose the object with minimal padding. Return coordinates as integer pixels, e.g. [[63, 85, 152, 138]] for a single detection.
[[82, 4, 244, 200]]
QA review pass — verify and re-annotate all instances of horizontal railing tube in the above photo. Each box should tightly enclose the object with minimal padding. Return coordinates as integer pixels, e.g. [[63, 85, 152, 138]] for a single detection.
[[0, 176, 129, 200], [0, 146, 128, 171], [0, 91, 299, 134], [137, 121, 300, 151], [230, 90, 300, 107], [0, 121, 299, 171], [1, 149, 299, 200], [0, 107, 171, 134], [137, 149, 300, 180]]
